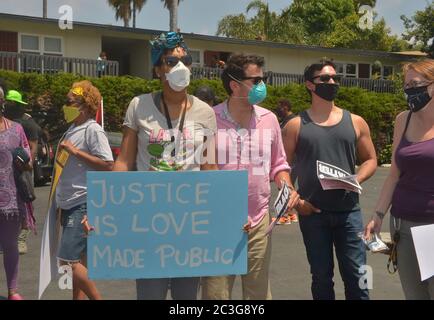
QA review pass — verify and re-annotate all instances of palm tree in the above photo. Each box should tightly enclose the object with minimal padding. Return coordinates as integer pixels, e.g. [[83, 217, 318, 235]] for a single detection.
[[108, 0, 146, 28], [108, 0, 131, 27], [246, 0, 271, 40], [245, 0, 304, 43], [132, 0, 146, 28], [161, 0, 183, 32]]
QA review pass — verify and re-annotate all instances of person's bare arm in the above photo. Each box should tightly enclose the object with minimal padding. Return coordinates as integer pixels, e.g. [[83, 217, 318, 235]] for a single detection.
[[113, 127, 138, 172], [352, 114, 377, 184], [29, 139, 38, 163], [282, 117, 320, 215], [60, 140, 113, 171], [364, 111, 407, 238], [282, 117, 300, 189]]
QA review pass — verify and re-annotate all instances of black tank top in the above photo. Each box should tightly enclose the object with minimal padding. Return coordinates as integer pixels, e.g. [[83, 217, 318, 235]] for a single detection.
[[294, 110, 359, 212]]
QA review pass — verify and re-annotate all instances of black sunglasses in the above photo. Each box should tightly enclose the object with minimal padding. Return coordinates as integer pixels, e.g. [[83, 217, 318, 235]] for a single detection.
[[313, 74, 341, 83], [64, 97, 83, 106], [240, 76, 268, 85], [163, 55, 193, 67]]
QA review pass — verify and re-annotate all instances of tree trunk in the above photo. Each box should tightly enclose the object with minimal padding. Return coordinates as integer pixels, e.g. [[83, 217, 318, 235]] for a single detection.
[[43, 0, 47, 18], [169, 0, 178, 32], [133, 1, 136, 28]]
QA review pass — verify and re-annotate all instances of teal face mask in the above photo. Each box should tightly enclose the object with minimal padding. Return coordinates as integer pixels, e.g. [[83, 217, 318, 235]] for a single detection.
[[247, 81, 267, 105], [229, 74, 268, 105]]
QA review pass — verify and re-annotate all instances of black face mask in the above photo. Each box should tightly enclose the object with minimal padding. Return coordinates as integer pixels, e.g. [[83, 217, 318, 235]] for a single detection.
[[404, 85, 432, 113], [4, 104, 24, 119], [314, 83, 339, 102]]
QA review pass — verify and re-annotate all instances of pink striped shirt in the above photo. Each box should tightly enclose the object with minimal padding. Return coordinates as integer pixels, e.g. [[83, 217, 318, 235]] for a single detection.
[[214, 102, 290, 227]]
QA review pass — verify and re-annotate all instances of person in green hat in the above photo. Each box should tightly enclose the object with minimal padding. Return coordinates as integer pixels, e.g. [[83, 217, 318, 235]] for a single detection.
[[4, 90, 40, 255], [6, 90, 28, 105]]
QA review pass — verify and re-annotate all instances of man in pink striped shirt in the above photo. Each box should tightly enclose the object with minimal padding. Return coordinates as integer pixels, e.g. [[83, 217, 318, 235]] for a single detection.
[[202, 54, 300, 300]]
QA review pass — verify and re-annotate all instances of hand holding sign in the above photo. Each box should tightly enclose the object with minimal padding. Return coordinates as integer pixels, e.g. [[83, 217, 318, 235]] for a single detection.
[[243, 217, 253, 233], [265, 182, 291, 236], [81, 215, 95, 236], [317, 160, 362, 194]]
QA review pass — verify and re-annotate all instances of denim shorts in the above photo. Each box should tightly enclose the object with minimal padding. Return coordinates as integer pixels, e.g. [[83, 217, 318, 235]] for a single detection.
[[57, 203, 87, 263]]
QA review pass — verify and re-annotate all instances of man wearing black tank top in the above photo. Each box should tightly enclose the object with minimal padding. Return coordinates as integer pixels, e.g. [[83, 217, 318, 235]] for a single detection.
[[282, 61, 377, 300]]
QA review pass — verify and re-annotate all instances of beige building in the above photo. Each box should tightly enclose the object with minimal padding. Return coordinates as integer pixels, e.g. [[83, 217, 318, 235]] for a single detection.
[[0, 12, 424, 89]]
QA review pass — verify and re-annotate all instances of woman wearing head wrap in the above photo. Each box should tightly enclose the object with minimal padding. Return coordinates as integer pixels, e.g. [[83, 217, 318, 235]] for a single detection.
[[56, 80, 114, 299], [113, 32, 218, 300]]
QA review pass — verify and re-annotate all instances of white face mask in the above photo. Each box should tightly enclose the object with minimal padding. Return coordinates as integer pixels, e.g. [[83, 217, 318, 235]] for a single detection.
[[165, 61, 191, 92]]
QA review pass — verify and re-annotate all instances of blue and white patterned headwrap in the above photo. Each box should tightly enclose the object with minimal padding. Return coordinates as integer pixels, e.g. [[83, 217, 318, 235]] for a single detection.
[[150, 32, 189, 66]]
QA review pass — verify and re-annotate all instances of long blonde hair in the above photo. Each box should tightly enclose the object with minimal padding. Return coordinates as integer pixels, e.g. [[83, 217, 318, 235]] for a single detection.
[[403, 59, 434, 81]]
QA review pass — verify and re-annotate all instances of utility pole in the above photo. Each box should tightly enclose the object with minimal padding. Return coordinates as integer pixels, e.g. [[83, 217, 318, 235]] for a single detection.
[[43, 0, 47, 18]]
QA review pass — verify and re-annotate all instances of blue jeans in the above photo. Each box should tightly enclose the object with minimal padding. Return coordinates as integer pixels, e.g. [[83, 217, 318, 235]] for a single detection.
[[299, 209, 369, 300]]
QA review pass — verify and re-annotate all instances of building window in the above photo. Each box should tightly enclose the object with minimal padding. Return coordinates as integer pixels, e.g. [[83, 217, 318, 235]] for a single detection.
[[383, 66, 394, 79], [345, 64, 357, 78], [189, 49, 201, 66], [19, 34, 63, 73], [204, 50, 231, 68], [371, 64, 394, 79], [371, 63, 382, 78], [335, 62, 344, 75], [20, 34, 63, 55], [44, 37, 62, 54], [335, 62, 357, 78], [21, 35, 39, 52]]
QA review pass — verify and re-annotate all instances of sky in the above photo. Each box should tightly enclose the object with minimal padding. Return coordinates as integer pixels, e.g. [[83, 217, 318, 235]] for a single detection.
[[0, 0, 431, 37]]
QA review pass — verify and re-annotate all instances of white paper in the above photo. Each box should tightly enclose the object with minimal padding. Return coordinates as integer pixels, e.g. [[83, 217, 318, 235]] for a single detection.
[[39, 201, 60, 299], [410, 224, 434, 281], [316, 160, 362, 194], [265, 182, 290, 236]]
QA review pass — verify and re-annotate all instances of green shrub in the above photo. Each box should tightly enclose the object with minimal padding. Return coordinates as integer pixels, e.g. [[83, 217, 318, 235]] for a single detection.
[[0, 70, 406, 164], [379, 144, 393, 165]]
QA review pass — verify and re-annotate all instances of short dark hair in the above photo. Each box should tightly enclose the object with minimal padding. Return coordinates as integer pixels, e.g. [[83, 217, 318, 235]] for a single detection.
[[194, 86, 216, 104], [221, 54, 265, 95], [278, 99, 292, 111], [304, 60, 336, 83]]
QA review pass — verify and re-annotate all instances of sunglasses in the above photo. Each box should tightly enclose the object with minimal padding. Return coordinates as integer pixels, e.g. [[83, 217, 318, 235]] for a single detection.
[[240, 76, 268, 85], [312, 74, 341, 83], [163, 55, 193, 67], [64, 97, 83, 107]]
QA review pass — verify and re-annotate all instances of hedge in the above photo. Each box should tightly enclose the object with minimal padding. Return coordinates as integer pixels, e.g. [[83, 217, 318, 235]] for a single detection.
[[0, 70, 407, 164]]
